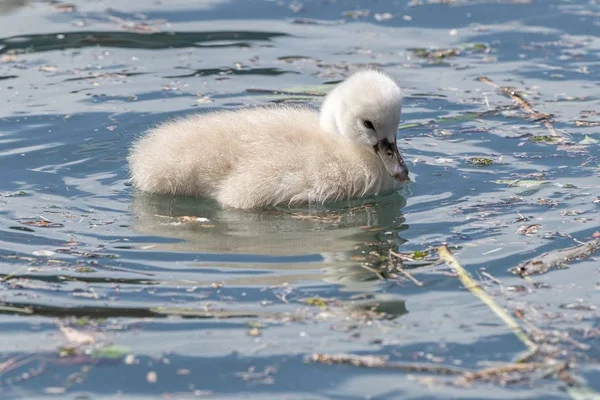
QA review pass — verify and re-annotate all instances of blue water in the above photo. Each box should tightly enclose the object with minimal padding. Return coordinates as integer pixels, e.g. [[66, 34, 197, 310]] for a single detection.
[[0, 0, 599, 398]]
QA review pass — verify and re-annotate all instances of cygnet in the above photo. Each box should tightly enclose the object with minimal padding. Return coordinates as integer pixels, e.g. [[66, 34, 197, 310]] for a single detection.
[[128, 70, 409, 209]]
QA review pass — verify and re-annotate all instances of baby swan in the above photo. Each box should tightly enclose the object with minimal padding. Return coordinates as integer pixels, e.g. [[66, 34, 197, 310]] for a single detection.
[[128, 70, 409, 209]]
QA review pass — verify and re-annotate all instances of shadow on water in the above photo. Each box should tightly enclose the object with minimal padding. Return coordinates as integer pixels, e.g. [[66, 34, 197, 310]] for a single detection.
[[0, 291, 408, 320], [164, 67, 297, 79], [0, 30, 289, 54]]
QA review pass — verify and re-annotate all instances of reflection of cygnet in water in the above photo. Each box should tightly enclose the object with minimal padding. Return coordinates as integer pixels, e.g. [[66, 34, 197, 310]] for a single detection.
[[128, 70, 409, 209], [131, 193, 405, 255], [130, 193, 407, 291]]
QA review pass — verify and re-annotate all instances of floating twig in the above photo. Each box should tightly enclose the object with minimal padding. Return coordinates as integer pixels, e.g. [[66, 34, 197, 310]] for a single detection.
[[438, 244, 600, 399], [309, 353, 466, 375], [437, 244, 537, 351], [511, 238, 600, 277], [478, 76, 563, 141], [310, 353, 563, 386], [389, 250, 423, 286], [464, 363, 550, 381], [359, 264, 385, 280]]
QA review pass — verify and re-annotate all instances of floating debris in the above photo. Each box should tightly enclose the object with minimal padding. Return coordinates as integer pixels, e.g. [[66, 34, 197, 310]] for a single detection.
[[247, 327, 261, 337], [412, 250, 428, 260], [517, 224, 542, 235], [374, 13, 393, 21], [305, 298, 328, 308], [177, 216, 210, 223], [410, 47, 460, 60], [491, 179, 549, 188], [343, 9, 370, 19], [51, 3, 76, 13], [478, 76, 565, 143], [469, 157, 494, 166], [559, 303, 596, 311], [574, 120, 600, 127], [529, 135, 562, 144], [55, 248, 119, 259], [92, 345, 130, 360], [579, 135, 599, 145], [2, 191, 29, 197], [146, 371, 157, 383], [309, 353, 465, 375], [511, 239, 600, 277], [75, 267, 96, 273], [59, 325, 95, 346], [290, 18, 346, 25], [32, 250, 55, 257], [17, 218, 63, 228], [410, 43, 490, 61]]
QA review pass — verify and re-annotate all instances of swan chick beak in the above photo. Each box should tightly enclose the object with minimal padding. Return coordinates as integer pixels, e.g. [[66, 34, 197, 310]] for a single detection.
[[374, 138, 410, 182]]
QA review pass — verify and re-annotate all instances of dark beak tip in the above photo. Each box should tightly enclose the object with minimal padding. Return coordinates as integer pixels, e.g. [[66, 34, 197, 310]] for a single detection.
[[393, 172, 410, 183]]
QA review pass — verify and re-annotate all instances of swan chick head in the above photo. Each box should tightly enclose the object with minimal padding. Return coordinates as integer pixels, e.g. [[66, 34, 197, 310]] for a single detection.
[[320, 70, 409, 182]]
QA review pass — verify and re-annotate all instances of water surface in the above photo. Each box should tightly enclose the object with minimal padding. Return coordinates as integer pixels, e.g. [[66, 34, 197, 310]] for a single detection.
[[0, 0, 599, 398]]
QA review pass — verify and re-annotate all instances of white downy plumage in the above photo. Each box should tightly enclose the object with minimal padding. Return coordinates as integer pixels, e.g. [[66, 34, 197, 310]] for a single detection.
[[128, 70, 409, 209]]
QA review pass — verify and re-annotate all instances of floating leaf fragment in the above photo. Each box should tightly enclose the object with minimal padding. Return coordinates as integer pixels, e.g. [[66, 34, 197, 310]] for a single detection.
[[92, 345, 130, 359], [579, 135, 599, 145], [305, 298, 327, 308], [411, 47, 460, 59], [464, 42, 490, 52], [59, 326, 95, 345], [58, 346, 80, 357], [410, 43, 489, 60], [469, 157, 493, 166], [529, 135, 561, 143], [343, 9, 370, 19], [412, 250, 428, 260]]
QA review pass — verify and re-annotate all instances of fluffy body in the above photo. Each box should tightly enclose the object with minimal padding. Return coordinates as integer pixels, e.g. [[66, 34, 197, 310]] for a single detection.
[[128, 70, 405, 209]]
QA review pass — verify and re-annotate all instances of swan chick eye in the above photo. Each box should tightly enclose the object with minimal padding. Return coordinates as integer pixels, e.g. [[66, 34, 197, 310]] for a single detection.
[[363, 120, 375, 130]]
